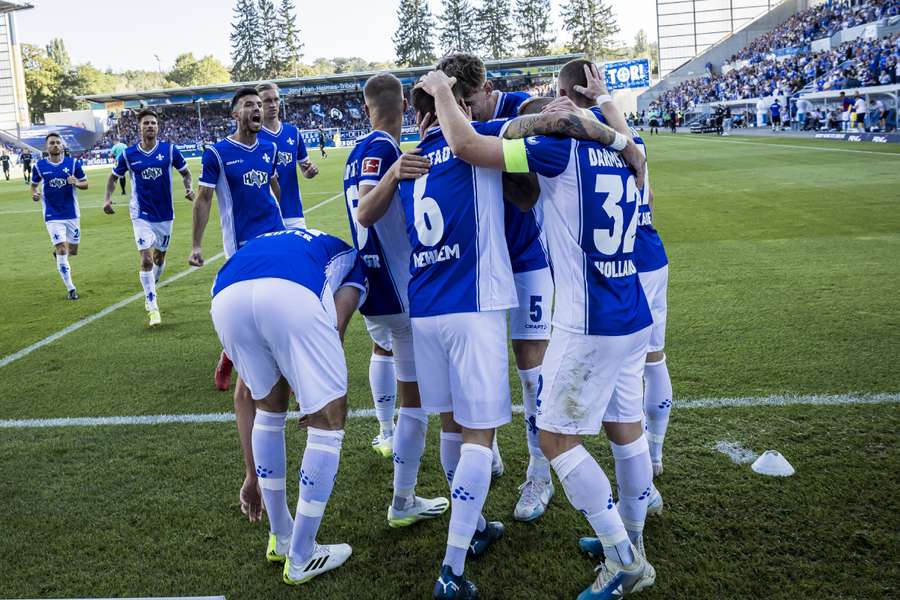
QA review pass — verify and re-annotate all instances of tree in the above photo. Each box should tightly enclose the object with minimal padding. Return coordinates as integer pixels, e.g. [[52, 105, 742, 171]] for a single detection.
[[22, 44, 63, 120], [515, 0, 555, 56], [560, 0, 621, 60], [438, 0, 477, 54], [257, 0, 280, 77], [45, 38, 71, 72], [393, 0, 436, 67], [168, 53, 231, 87], [230, 0, 263, 81], [332, 57, 372, 74], [477, 0, 513, 59], [633, 29, 649, 57], [276, 0, 304, 77]]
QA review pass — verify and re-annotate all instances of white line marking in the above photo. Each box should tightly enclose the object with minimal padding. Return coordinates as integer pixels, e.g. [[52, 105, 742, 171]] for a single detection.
[[714, 440, 758, 464], [669, 135, 900, 157], [1, 392, 897, 429], [0, 191, 344, 369]]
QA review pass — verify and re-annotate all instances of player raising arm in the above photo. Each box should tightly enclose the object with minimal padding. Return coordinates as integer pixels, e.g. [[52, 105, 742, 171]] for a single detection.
[[30, 133, 88, 300], [102, 109, 194, 326]]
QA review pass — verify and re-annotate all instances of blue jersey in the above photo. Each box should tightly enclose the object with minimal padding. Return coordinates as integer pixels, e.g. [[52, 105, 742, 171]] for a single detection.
[[492, 91, 549, 273], [31, 156, 85, 222], [212, 228, 366, 302], [258, 122, 310, 220], [113, 141, 188, 222], [632, 134, 668, 272], [397, 122, 517, 318], [770, 102, 781, 117], [199, 137, 285, 257], [344, 130, 411, 316], [508, 135, 652, 336]]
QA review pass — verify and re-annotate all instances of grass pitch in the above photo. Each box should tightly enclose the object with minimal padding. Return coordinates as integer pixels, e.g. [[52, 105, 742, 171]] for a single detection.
[[1, 133, 898, 599]]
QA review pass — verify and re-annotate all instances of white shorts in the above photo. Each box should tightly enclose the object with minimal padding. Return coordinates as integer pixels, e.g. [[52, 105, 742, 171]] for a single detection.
[[132, 219, 173, 252], [283, 217, 306, 229], [509, 267, 553, 340], [411, 310, 511, 429], [536, 326, 651, 435], [46, 219, 80, 246], [364, 313, 417, 382], [211, 277, 347, 414], [639, 266, 668, 352]]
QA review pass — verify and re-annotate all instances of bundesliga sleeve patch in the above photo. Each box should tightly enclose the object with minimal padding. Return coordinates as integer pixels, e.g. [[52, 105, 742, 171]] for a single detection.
[[361, 157, 382, 176]]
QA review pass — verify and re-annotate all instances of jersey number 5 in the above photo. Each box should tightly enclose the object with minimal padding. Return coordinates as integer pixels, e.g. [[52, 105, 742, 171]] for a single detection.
[[413, 174, 444, 247], [593, 174, 639, 256]]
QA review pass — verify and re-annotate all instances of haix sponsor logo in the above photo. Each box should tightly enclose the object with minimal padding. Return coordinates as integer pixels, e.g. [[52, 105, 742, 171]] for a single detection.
[[362, 254, 381, 268], [48, 178, 67, 188], [141, 167, 163, 181], [587, 148, 626, 169], [593, 259, 636, 278], [277, 151, 293, 167], [243, 169, 269, 188], [413, 243, 460, 268]]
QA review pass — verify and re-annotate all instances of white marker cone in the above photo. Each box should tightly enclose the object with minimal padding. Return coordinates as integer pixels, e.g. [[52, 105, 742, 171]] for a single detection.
[[751, 450, 795, 477]]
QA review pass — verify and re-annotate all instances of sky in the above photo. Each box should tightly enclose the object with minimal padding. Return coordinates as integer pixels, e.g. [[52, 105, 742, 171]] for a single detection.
[[16, 0, 657, 73]]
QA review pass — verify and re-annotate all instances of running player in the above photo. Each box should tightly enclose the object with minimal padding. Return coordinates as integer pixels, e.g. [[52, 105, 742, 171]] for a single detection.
[[102, 108, 195, 326], [344, 73, 449, 525], [1, 152, 10, 180], [190, 87, 286, 393], [257, 82, 319, 228], [20, 149, 34, 183], [30, 133, 88, 300], [411, 72, 639, 599], [211, 228, 365, 585], [110, 138, 128, 195], [418, 67, 655, 599]]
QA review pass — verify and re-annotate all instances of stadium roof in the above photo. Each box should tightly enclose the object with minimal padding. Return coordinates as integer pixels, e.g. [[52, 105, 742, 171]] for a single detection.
[[0, 1, 33, 13], [78, 54, 583, 107]]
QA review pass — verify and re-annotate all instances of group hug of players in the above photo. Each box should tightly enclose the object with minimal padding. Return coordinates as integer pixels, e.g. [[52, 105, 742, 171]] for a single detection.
[[26, 53, 674, 599]]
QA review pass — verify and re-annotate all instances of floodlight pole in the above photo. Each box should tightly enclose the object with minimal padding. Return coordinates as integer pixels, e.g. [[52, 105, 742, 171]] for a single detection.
[[196, 100, 203, 142]]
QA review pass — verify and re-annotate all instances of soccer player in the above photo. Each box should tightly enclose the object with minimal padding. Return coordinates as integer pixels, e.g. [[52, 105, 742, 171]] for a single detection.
[[1, 152, 10, 180], [344, 73, 449, 525], [770, 99, 782, 132], [410, 73, 641, 599], [102, 109, 194, 326], [211, 227, 365, 585], [20, 149, 34, 183], [417, 67, 655, 599], [30, 133, 88, 300], [110, 137, 128, 195], [317, 127, 327, 158], [257, 83, 319, 229], [190, 87, 286, 392]]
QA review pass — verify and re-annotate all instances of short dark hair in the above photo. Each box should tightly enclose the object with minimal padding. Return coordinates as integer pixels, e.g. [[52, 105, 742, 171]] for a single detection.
[[436, 52, 486, 99], [363, 73, 403, 118], [230, 87, 260, 112], [558, 58, 594, 108], [410, 83, 463, 123], [137, 108, 158, 123], [45, 132, 62, 142]]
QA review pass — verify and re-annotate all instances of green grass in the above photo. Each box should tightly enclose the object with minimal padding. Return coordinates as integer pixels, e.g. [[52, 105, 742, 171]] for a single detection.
[[1, 133, 899, 599]]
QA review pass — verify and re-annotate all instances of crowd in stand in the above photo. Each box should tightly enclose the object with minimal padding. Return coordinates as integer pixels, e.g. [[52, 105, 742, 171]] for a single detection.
[[655, 0, 900, 114]]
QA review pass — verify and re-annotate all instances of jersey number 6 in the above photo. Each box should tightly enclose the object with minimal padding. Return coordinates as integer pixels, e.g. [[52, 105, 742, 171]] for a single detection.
[[413, 174, 444, 247]]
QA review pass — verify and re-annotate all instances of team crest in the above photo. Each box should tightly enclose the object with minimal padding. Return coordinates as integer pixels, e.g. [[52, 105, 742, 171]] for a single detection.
[[262, 153, 271, 163], [362, 157, 382, 176]]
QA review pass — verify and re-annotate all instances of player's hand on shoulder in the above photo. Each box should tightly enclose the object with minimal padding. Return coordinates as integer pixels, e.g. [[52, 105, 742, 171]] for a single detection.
[[393, 147, 431, 180], [188, 249, 204, 267], [541, 96, 579, 114]]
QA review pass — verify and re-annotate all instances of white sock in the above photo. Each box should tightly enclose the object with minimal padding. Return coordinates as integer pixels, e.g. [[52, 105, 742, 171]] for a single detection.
[[290, 427, 343, 564], [551, 445, 634, 566], [644, 358, 673, 463], [369, 354, 396, 436], [441, 431, 486, 532], [56, 254, 74, 291], [610, 436, 653, 545], [153, 260, 166, 283], [251, 409, 293, 539], [391, 407, 428, 510], [139, 270, 158, 311], [443, 443, 493, 576], [519, 366, 550, 481]]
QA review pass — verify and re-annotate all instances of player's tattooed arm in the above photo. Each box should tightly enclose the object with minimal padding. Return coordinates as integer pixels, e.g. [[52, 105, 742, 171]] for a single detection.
[[503, 111, 617, 145], [189, 186, 213, 266], [180, 168, 195, 201], [103, 173, 118, 213]]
